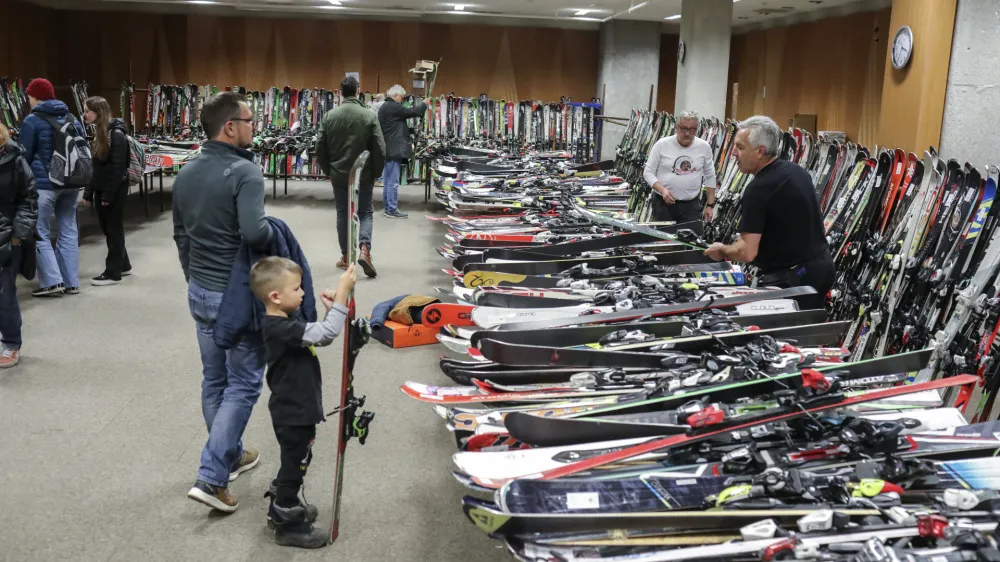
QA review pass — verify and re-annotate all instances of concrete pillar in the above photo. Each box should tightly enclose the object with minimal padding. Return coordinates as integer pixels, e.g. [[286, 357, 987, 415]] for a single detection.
[[596, 20, 660, 160], [940, 0, 993, 167], [674, 0, 732, 119]]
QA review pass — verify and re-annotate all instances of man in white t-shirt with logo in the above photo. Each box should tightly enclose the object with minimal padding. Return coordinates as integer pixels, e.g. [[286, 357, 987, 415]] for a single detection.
[[642, 110, 717, 236]]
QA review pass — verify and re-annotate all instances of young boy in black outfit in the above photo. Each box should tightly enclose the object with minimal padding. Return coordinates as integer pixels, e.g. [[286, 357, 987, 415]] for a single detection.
[[250, 256, 357, 549]]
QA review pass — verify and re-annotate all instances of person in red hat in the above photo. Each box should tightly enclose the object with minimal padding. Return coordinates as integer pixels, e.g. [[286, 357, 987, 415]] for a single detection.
[[20, 77, 86, 297]]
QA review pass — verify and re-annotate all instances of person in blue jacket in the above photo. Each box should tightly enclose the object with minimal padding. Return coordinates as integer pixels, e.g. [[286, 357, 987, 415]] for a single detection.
[[19, 78, 86, 297]]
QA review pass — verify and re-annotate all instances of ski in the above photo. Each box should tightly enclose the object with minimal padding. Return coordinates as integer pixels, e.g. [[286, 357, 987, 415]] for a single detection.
[[330, 152, 375, 542], [495, 287, 816, 331], [467, 309, 829, 348], [459, 374, 973, 487], [477, 322, 849, 366]]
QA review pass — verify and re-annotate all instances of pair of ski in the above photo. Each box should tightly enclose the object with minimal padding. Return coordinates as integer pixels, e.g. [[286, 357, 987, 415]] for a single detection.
[[501, 515, 998, 562], [409, 319, 853, 406], [453, 373, 974, 490], [414, 324, 876, 411], [494, 423, 1000, 515], [446, 350, 935, 466], [456, 269, 746, 290], [427, 287, 786, 331]]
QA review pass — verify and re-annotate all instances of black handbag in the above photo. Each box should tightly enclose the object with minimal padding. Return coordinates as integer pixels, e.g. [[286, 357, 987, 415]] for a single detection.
[[18, 232, 37, 281]]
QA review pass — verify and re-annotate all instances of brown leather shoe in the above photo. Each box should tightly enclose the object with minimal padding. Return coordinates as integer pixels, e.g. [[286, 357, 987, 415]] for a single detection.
[[358, 244, 377, 278], [336, 256, 347, 270], [187, 480, 238, 513]]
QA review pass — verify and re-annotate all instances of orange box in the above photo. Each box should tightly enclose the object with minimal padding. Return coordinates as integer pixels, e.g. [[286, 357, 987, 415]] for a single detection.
[[371, 320, 439, 349]]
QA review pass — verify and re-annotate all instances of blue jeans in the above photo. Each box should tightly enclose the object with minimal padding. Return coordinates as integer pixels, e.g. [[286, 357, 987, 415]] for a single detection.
[[188, 281, 266, 487], [0, 246, 22, 350], [382, 160, 401, 213], [36, 188, 80, 288], [334, 184, 374, 254]]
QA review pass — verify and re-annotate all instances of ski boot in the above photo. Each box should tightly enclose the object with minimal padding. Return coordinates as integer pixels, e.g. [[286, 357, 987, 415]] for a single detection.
[[264, 483, 319, 530], [267, 501, 329, 549]]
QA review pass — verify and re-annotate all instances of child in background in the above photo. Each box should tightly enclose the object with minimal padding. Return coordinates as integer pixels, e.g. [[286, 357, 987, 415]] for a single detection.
[[249, 256, 357, 549]]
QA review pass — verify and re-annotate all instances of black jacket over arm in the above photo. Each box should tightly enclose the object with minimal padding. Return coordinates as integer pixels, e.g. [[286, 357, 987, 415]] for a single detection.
[[378, 99, 428, 162]]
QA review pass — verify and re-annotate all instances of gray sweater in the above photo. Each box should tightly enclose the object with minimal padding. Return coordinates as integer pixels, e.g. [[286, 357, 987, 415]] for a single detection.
[[172, 141, 272, 292]]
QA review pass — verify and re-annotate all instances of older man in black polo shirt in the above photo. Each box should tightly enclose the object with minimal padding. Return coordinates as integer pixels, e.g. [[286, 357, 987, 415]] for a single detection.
[[704, 115, 834, 310]]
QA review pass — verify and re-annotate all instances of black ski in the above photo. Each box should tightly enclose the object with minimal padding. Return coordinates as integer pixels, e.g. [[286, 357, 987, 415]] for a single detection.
[[481, 226, 699, 260], [468, 309, 829, 348], [500, 348, 930, 430], [478, 322, 848, 368], [462, 495, 880, 536], [462, 249, 717, 275]]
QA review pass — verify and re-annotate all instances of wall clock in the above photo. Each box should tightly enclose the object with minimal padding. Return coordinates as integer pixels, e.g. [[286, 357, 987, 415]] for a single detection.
[[892, 25, 913, 70], [677, 40, 686, 64]]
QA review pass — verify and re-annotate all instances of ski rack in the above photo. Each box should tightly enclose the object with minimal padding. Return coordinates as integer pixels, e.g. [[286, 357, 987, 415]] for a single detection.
[[414, 94, 603, 163]]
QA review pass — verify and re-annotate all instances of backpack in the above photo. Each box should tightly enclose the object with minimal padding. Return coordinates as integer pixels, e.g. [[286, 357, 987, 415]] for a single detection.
[[37, 113, 92, 188], [125, 135, 144, 186]]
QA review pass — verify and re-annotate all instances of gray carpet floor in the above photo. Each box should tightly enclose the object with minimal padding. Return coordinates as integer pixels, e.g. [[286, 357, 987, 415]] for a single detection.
[[0, 180, 510, 561]]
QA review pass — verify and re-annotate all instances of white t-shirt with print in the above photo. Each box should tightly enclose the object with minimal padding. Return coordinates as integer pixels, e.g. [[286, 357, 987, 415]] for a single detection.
[[642, 136, 717, 201]]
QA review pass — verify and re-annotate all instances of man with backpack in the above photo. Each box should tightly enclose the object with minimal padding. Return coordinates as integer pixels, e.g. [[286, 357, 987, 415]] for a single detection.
[[19, 78, 91, 297]]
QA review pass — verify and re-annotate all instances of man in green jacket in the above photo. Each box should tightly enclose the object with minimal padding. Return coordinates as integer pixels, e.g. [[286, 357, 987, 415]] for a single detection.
[[316, 76, 386, 277]]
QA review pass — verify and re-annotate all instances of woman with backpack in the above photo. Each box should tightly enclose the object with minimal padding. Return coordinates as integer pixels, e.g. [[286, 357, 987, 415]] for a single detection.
[[0, 122, 39, 368], [83, 96, 131, 286]]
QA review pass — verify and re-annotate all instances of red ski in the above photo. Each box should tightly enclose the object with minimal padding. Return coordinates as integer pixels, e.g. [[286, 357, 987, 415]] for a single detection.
[[478, 375, 976, 487]]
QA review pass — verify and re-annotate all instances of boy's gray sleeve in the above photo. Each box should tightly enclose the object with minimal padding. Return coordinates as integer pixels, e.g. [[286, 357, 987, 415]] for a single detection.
[[301, 303, 350, 347]]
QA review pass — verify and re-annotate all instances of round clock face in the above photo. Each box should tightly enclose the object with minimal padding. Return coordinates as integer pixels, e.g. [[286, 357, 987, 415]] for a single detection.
[[677, 41, 685, 64], [892, 25, 913, 70]]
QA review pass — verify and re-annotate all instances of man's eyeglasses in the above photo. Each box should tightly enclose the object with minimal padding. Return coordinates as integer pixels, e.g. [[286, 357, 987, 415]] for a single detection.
[[677, 126, 697, 133], [230, 117, 253, 124]]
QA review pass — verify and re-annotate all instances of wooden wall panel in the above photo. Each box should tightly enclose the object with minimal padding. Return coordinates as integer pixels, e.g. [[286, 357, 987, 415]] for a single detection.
[[657, 34, 678, 112], [875, 0, 957, 154], [0, 0, 56, 84], [0, 0, 599, 122], [727, 9, 891, 147]]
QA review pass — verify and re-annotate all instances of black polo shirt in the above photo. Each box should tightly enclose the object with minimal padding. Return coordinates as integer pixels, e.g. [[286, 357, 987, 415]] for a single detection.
[[738, 158, 829, 272]]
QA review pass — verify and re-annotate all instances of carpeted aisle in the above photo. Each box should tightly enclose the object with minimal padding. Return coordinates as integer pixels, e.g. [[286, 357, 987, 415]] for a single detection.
[[0, 180, 509, 562]]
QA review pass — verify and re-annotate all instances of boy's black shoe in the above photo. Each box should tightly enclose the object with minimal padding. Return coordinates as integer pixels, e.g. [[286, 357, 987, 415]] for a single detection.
[[265, 484, 318, 529], [268, 502, 329, 549]]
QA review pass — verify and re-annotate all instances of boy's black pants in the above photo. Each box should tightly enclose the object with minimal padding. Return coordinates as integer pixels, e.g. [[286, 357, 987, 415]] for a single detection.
[[273, 425, 316, 507]]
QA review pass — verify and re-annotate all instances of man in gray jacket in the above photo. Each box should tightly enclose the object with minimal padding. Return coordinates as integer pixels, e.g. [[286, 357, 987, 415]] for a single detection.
[[173, 91, 273, 514]]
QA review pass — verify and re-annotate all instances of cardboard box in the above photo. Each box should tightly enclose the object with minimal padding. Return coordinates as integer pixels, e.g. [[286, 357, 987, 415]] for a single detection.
[[371, 320, 439, 349]]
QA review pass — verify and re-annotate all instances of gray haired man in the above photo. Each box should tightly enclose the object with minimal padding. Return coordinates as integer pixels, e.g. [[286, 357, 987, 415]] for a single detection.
[[704, 115, 833, 310], [642, 110, 716, 236], [378, 84, 427, 219]]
